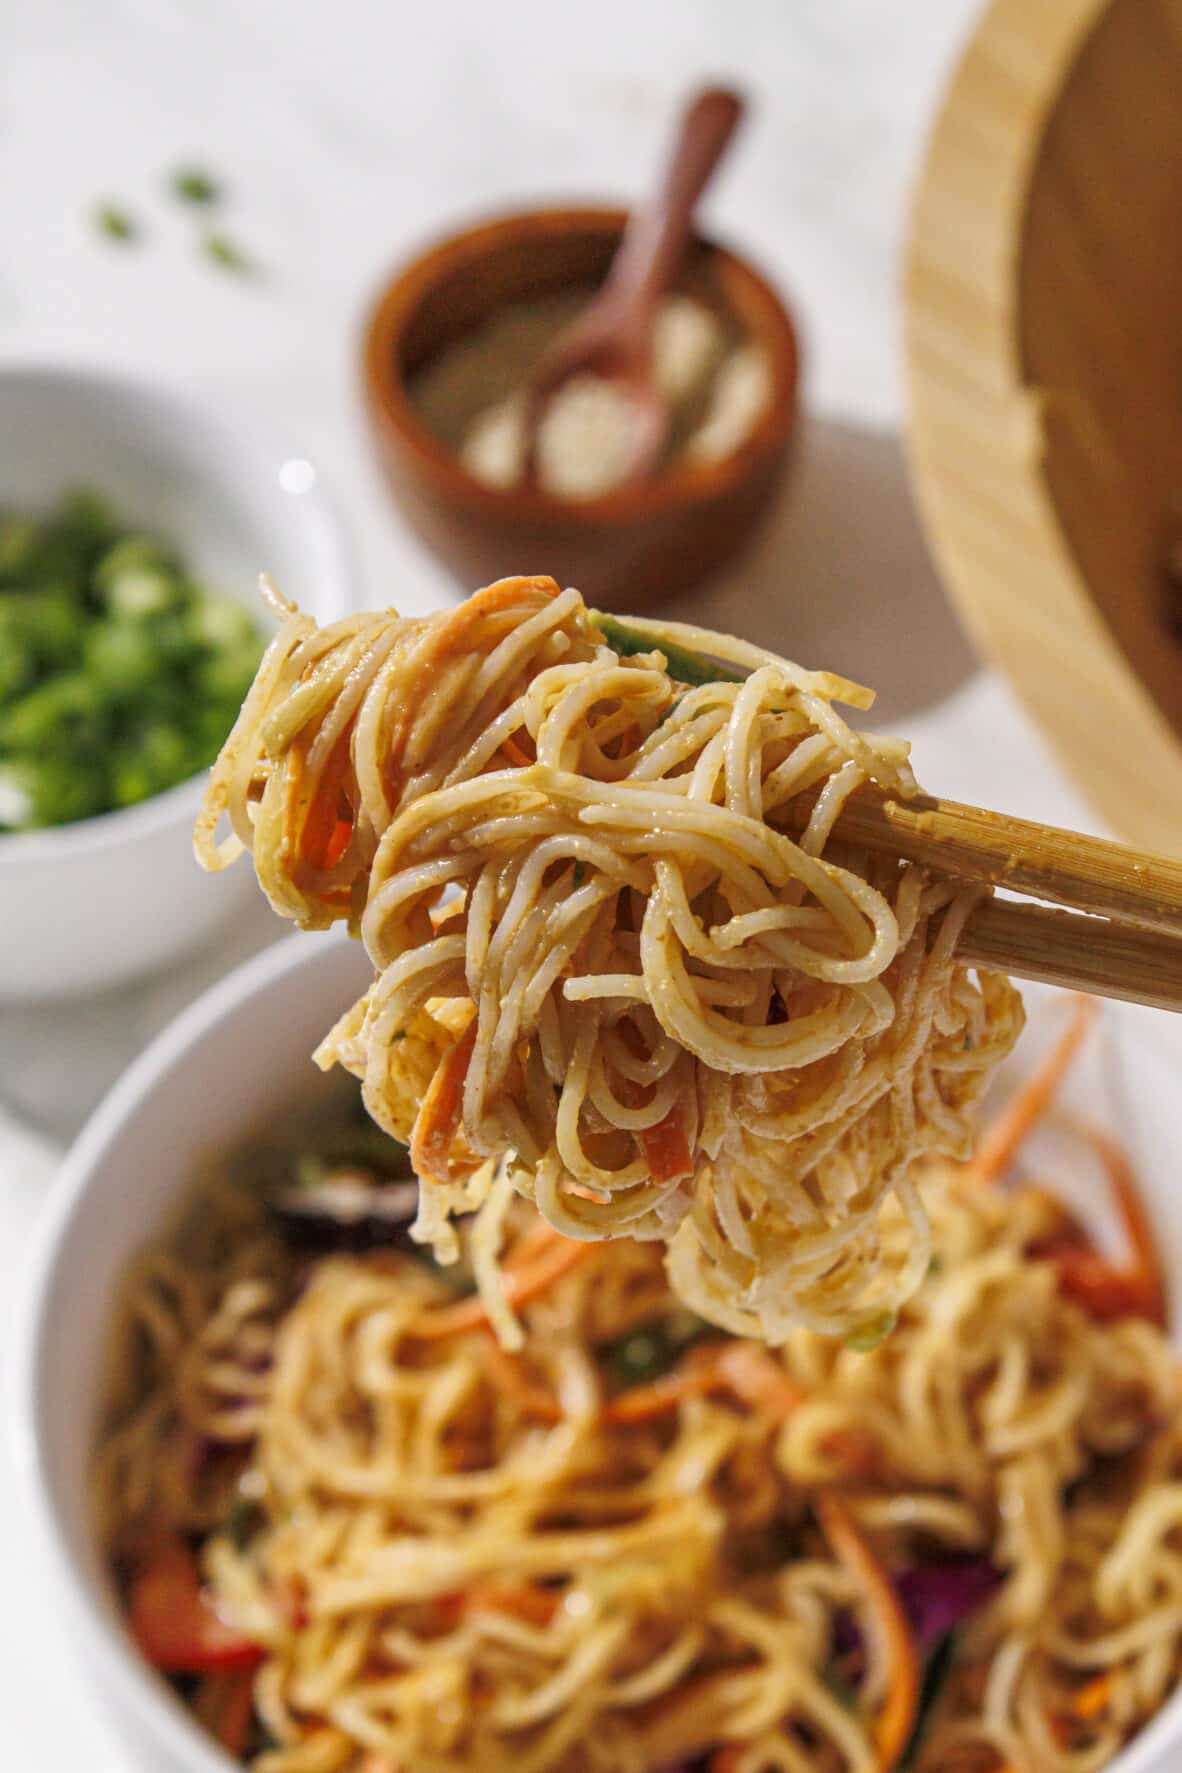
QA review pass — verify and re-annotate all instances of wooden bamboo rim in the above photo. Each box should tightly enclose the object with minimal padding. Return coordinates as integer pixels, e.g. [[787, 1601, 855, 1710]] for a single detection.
[[904, 0, 1182, 862]]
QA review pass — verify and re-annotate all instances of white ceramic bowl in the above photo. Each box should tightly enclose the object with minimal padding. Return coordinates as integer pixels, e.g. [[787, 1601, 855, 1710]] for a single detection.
[[0, 364, 357, 1001], [11, 941, 1182, 1772]]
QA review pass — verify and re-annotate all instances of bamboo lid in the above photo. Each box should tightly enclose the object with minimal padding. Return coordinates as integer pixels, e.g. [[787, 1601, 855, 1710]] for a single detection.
[[905, 0, 1182, 861]]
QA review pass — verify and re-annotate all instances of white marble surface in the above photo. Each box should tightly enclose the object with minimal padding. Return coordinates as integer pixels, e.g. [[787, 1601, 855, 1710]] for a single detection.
[[1, 2, 1165, 1768]]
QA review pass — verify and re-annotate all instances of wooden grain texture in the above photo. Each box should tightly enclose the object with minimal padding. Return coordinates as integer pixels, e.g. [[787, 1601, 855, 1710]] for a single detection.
[[959, 899, 1182, 1013], [819, 787, 1182, 935], [905, 0, 1182, 862]]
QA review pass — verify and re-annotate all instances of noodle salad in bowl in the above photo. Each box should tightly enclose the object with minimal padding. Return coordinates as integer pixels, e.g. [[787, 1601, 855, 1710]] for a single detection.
[[14, 935, 1182, 1773]]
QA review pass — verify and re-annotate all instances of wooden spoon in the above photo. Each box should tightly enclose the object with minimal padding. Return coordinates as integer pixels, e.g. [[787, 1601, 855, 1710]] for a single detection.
[[523, 85, 746, 488]]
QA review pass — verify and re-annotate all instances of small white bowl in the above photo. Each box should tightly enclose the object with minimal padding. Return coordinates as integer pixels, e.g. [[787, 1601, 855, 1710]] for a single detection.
[[10, 940, 1182, 1773], [0, 364, 357, 1001]]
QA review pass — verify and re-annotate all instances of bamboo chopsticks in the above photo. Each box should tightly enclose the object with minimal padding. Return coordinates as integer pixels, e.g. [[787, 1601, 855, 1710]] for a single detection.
[[811, 788, 1182, 938], [594, 615, 1182, 1012], [797, 786, 1182, 1013], [956, 900, 1182, 1015]]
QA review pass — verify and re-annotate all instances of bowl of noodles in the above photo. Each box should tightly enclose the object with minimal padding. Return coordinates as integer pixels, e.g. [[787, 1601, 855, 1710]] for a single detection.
[[13, 933, 1182, 1773]]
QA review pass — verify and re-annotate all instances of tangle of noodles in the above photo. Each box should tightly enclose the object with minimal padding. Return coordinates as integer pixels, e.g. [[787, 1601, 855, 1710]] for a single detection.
[[95, 1091, 1181, 1773], [196, 575, 1024, 1341]]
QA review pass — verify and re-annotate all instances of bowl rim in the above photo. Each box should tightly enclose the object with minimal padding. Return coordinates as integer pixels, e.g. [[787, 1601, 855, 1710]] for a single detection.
[[0, 358, 358, 866], [9, 932, 355, 1773], [902, 0, 1182, 861], [12, 931, 1182, 1773], [361, 202, 801, 524]]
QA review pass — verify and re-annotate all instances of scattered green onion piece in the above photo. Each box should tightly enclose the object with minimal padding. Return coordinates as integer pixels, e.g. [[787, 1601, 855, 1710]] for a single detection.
[[224, 1496, 265, 1552], [591, 614, 746, 687], [844, 1309, 898, 1353], [0, 488, 265, 830], [171, 166, 220, 205], [900, 1628, 960, 1768], [202, 233, 252, 273], [95, 204, 137, 242], [604, 1311, 712, 1390]]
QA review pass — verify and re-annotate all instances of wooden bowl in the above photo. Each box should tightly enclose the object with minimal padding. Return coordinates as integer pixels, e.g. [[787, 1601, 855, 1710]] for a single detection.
[[362, 207, 800, 611], [906, 0, 1182, 859]]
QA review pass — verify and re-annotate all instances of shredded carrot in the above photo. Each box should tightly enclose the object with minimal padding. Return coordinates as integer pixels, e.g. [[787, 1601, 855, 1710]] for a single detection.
[[294, 733, 354, 876], [718, 1345, 877, 1475], [410, 1021, 478, 1187], [1072, 1672, 1113, 1720], [412, 1231, 595, 1340], [970, 986, 1164, 1327], [1052, 1248, 1161, 1323], [599, 1340, 875, 1472], [600, 1359, 721, 1426], [600, 1342, 795, 1428], [817, 1495, 919, 1770], [972, 995, 1096, 1182], [384, 577, 559, 786], [504, 1215, 564, 1269], [1048, 1670, 1116, 1748], [465, 1583, 560, 1627], [709, 1342, 809, 1418], [499, 734, 533, 769], [324, 816, 352, 869], [1028, 1120, 1167, 1325], [481, 1333, 564, 1423], [639, 1102, 695, 1186], [1073, 1120, 1167, 1326]]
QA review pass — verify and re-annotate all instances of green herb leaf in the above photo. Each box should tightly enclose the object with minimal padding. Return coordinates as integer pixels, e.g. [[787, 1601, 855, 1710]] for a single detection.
[[94, 204, 137, 243], [171, 166, 220, 205], [592, 615, 746, 688], [572, 861, 586, 888]]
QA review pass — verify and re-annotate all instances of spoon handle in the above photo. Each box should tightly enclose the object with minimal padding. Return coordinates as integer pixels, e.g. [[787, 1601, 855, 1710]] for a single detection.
[[606, 86, 745, 318]]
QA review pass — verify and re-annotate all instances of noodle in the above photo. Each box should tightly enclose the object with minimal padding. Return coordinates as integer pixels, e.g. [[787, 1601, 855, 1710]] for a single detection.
[[196, 576, 1023, 1340], [96, 1096, 1182, 1773]]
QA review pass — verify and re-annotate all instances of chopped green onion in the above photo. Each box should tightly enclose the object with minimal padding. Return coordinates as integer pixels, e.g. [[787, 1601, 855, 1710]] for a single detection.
[[171, 166, 220, 205], [202, 233, 252, 273], [94, 204, 137, 242], [224, 1496, 265, 1551], [592, 614, 746, 687], [0, 488, 265, 830], [900, 1628, 960, 1768], [844, 1309, 898, 1353], [603, 1311, 712, 1390]]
